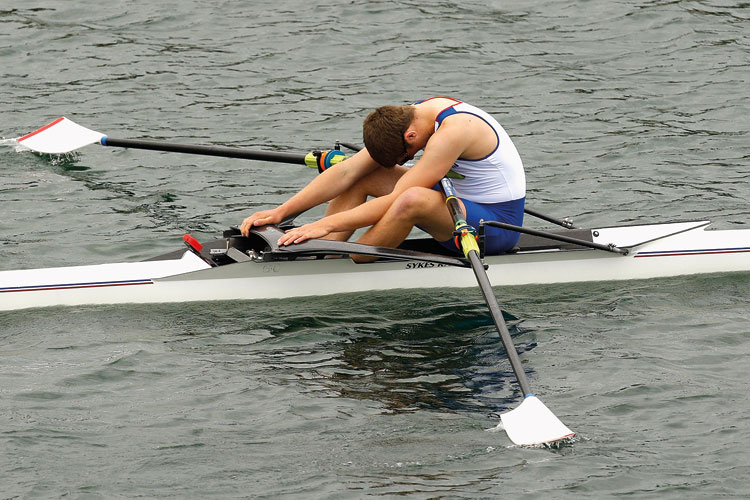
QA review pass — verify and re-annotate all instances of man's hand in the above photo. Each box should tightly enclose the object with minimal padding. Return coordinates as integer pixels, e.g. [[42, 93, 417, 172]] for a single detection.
[[240, 208, 283, 236], [277, 219, 333, 246]]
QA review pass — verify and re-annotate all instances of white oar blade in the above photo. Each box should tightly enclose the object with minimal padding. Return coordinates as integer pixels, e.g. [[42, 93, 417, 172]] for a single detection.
[[500, 395, 574, 446], [15, 117, 105, 154]]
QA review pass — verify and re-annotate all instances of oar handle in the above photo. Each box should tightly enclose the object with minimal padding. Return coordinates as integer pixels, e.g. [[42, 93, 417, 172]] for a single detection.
[[440, 178, 465, 223], [440, 178, 481, 259]]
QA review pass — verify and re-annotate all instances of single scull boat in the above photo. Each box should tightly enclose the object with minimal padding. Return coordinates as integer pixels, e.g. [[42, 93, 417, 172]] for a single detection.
[[2, 218, 748, 312]]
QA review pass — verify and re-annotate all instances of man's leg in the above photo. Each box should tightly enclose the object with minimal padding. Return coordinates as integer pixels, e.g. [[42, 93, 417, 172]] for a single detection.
[[351, 186, 461, 262], [322, 165, 407, 241]]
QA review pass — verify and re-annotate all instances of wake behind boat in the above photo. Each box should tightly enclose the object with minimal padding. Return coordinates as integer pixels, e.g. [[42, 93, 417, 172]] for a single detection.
[[2, 219, 748, 312]]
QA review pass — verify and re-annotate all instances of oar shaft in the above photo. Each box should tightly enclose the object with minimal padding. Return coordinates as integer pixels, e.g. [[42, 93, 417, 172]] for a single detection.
[[440, 178, 533, 396], [101, 137, 308, 165], [465, 250, 533, 395]]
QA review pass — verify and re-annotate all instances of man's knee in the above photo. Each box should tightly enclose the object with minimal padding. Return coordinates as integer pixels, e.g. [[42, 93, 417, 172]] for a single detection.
[[392, 186, 439, 217]]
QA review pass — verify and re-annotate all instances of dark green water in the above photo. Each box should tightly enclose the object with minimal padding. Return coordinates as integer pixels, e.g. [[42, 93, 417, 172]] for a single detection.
[[1, 1, 749, 498]]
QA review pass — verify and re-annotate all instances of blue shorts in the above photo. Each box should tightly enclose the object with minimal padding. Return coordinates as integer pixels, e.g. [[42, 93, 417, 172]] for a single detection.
[[437, 196, 525, 255]]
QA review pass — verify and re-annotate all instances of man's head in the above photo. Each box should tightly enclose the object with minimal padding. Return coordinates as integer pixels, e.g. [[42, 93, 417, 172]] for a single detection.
[[362, 105, 415, 168]]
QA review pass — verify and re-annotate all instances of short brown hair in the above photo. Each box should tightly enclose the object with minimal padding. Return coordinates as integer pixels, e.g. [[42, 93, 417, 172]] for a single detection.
[[362, 105, 415, 167]]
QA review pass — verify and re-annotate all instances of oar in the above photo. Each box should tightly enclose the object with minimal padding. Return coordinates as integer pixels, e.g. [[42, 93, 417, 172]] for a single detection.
[[440, 178, 574, 446], [13, 116, 348, 170], [13, 117, 575, 227]]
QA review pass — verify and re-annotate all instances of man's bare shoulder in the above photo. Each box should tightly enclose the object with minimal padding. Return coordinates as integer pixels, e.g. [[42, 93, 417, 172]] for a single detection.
[[428, 116, 474, 146], [432, 112, 496, 159]]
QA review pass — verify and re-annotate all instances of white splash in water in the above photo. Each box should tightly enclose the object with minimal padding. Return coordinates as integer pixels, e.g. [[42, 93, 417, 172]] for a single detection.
[[0, 138, 81, 165], [0, 138, 26, 152]]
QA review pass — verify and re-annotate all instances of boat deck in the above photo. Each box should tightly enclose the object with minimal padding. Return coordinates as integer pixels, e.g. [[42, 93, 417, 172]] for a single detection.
[[147, 226, 596, 265]]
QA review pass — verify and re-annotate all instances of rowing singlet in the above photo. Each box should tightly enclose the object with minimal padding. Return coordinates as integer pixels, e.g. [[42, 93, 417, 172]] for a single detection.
[[415, 97, 526, 254], [432, 99, 526, 203]]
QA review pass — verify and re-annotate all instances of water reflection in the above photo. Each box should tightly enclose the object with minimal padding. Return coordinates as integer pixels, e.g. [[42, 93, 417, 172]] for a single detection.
[[160, 292, 537, 416]]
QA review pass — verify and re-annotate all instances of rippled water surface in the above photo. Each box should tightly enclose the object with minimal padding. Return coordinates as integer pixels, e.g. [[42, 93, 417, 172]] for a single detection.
[[1, 1, 749, 498]]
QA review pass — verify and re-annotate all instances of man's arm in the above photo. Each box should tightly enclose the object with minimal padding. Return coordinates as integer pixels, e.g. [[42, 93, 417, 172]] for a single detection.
[[277, 120, 472, 245], [240, 149, 380, 235]]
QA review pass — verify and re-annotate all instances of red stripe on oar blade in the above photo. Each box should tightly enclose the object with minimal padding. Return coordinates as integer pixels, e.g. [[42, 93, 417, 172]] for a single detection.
[[17, 117, 66, 142]]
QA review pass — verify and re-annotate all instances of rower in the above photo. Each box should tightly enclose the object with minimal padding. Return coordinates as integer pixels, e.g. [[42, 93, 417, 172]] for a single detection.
[[240, 97, 526, 262]]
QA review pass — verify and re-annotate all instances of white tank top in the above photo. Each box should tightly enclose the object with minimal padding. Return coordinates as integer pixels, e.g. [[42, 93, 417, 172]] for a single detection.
[[434, 100, 526, 203]]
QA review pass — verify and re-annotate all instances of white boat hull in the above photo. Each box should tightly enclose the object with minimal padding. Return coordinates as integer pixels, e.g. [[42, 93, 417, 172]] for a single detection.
[[1, 221, 748, 311]]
